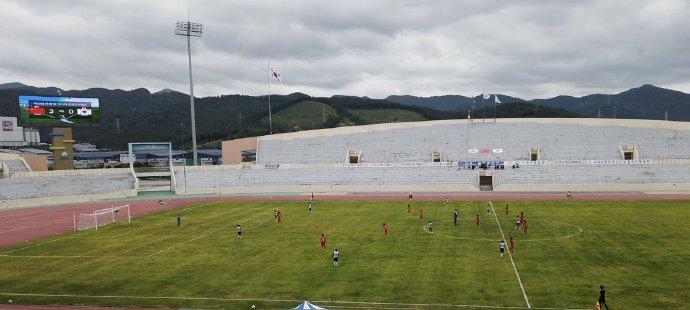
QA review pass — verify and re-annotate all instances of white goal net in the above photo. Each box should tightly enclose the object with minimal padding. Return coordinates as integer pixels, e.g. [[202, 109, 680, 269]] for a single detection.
[[77, 205, 131, 231]]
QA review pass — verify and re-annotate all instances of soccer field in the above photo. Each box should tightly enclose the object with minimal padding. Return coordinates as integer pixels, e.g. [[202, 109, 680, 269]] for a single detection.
[[1, 200, 689, 309]]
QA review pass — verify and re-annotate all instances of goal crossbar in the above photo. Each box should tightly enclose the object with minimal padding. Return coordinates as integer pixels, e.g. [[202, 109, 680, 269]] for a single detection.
[[77, 205, 131, 231]]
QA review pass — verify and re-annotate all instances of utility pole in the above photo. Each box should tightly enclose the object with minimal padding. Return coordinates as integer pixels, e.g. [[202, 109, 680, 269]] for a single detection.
[[175, 20, 203, 165]]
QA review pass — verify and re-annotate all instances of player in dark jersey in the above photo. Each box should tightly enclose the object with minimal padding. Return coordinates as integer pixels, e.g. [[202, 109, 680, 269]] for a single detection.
[[514, 215, 521, 230], [333, 249, 340, 267], [382, 223, 389, 236], [320, 233, 327, 250], [598, 286, 608, 310], [407, 203, 411, 214], [505, 204, 509, 215], [453, 209, 459, 226]]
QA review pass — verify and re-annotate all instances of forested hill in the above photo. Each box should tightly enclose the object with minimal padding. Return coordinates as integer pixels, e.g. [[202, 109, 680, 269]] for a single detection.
[[386, 84, 690, 121], [0, 83, 592, 150]]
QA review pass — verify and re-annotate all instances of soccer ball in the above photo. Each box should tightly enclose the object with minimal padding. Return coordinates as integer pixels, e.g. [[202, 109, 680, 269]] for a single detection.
[[251, 305, 255, 309], [8, 299, 13, 304]]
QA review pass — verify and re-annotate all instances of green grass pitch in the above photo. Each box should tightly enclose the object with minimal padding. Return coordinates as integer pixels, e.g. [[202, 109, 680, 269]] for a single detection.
[[0, 200, 689, 309]]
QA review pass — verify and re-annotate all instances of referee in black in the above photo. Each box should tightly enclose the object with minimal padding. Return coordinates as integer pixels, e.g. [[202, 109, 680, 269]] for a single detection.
[[598, 285, 609, 310]]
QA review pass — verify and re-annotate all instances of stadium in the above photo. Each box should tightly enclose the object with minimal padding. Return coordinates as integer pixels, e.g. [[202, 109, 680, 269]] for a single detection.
[[3, 1, 690, 309], [1, 117, 690, 309]]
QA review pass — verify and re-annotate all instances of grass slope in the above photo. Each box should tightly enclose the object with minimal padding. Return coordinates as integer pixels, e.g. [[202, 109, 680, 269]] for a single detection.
[[269, 101, 341, 130], [0, 200, 688, 309]]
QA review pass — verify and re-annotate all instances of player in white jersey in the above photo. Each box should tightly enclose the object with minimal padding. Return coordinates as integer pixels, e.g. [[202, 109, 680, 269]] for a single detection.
[[332, 249, 340, 267], [514, 215, 521, 229], [486, 202, 493, 215], [308, 202, 312, 213], [426, 221, 433, 234], [445, 197, 449, 208], [499, 240, 506, 258], [236, 225, 242, 239]]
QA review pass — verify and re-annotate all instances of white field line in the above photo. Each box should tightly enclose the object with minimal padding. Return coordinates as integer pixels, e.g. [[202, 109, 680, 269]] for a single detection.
[[0, 201, 221, 255], [0, 254, 146, 259], [80, 200, 223, 237], [0, 233, 84, 255], [427, 219, 583, 243], [0, 292, 590, 309], [146, 209, 272, 257], [490, 203, 531, 309]]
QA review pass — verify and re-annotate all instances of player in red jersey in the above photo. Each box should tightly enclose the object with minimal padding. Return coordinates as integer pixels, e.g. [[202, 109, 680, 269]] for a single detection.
[[320, 233, 327, 250], [505, 204, 509, 215], [407, 203, 411, 214], [520, 211, 525, 223], [382, 223, 389, 236], [475, 214, 480, 227], [509, 237, 516, 254], [277, 211, 283, 223], [522, 219, 529, 235], [419, 209, 424, 221]]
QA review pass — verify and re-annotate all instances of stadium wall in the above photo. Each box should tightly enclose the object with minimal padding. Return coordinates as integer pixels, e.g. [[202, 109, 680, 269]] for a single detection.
[[222, 137, 258, 165]]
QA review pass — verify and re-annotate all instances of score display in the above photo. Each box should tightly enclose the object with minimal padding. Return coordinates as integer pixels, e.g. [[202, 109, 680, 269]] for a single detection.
[[18, 96, 100, 125]]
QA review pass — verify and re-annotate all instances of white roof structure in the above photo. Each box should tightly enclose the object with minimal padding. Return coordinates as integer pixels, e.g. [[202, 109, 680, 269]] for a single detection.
[[292, 301, 326, 310]]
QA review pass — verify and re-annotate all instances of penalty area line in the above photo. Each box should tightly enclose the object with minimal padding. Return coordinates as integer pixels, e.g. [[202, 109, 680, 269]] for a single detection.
[[490, 202, 531, 309], [146, 209, 272, 257]]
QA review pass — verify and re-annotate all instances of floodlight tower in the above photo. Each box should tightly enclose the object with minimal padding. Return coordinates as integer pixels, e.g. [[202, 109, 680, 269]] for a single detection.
[[175, 20, 203, 165]]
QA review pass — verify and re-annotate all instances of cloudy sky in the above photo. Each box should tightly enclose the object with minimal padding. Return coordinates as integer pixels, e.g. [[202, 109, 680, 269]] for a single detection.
[[1, 0, 689, 99]]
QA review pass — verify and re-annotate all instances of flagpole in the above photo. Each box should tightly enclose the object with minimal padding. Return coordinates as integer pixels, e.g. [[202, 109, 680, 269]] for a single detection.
[[267, 60, 272, 134], [482, 95, 485, 123], [494, 95, 498, 123]]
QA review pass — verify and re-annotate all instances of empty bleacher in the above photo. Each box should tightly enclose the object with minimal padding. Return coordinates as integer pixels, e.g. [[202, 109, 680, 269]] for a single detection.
[[176, 166, 478, 190], [0, 173, 135, 200], [496, 165, 690, 186], [256, 121, 690, 164]]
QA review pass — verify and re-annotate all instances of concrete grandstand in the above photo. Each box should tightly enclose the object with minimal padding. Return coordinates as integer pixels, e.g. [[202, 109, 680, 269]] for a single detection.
[[2, 117, 690, 210]]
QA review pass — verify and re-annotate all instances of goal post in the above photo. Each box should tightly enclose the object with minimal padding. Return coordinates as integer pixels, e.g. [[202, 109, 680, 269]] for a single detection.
[[76, 205, 131, 231]]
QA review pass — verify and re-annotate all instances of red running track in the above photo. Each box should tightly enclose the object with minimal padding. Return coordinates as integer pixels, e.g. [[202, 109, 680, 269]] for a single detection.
[[2, 191, 690, 250]]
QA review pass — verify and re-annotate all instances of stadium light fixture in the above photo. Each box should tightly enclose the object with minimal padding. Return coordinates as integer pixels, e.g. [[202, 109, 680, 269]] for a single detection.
[[175, 21, 203, 165]]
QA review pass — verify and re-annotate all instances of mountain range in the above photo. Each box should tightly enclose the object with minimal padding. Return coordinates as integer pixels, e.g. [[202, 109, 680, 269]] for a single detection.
[[0, 83, 688, 149]]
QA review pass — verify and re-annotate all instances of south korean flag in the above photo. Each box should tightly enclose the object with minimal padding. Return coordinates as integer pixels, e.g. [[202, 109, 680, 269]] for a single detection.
[[77, 107, 92, 116]]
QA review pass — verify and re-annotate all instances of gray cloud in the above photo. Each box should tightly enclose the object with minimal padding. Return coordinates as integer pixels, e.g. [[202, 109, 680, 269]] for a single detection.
[[1, 0, 689, 99]]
